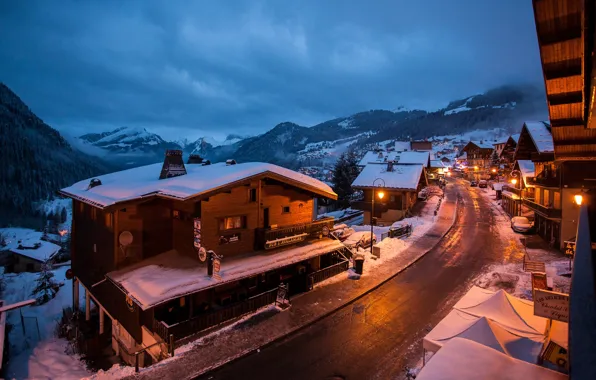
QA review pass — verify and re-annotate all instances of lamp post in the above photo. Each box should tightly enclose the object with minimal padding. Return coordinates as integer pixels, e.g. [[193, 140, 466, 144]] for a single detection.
[[371, 178, 385, 255], [509, 169, 521, 216]]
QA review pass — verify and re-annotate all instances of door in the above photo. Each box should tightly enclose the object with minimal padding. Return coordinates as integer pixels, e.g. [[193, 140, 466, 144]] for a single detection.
[[263, 208, 270, 228]]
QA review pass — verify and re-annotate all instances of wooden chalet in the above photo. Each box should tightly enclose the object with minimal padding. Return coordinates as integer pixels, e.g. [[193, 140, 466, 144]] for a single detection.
[[59, 151, 344, 366], [532, 1, 596, 376], [460, 141, 494, 168], [494, 134, 520, 168], [351, 161, 428, 225]]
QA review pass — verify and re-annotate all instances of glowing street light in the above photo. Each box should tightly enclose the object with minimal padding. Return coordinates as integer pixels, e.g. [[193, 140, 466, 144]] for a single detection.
[[378, 191, 385, 200], [371, 178, 385, 255], [491, 168, 497, 173], [474, 166, 479, 171], [511, 178, 518, 185], [574, 194, 583, 206]]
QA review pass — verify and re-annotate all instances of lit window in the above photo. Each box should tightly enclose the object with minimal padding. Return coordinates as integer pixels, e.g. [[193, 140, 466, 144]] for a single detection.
[[219, 216, 245, 230], [282, 206, 290, 214]]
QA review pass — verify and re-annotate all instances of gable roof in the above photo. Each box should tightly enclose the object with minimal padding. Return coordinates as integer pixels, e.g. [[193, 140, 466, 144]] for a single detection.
[[524, 121, 554, 153], [352, 163, 425, 190], [396, 151, 431, 167], [358, 151, 399, 166], [60, 162, 336, 209], [516, 160, 536, 188], [9, 241, 61, 263], [462, 141, 494, 151], [394, 141, 411, 152]]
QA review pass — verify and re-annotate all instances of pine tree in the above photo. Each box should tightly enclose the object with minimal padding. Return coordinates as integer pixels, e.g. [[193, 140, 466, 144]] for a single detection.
[[491, 150, 500, 167], [332, 151, 360, 209], [31, 261, 58, 305]]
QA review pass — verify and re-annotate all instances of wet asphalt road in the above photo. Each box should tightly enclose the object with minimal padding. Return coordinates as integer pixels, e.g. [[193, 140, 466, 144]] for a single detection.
[[198, 181, 512, 380]]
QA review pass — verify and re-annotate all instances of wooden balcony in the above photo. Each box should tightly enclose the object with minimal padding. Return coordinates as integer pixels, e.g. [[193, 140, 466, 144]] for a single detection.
[[526, 175, 560, 188], [502, 185, 522, 197], [522, 198, 562, 219], [254, 217, 335, 250]]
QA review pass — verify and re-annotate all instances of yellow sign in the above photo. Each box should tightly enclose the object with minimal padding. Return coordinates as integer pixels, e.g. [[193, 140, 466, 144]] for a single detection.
[[534, 289, 569, 323], [543, 341, 568, 370], [564, 241, 575, 257]]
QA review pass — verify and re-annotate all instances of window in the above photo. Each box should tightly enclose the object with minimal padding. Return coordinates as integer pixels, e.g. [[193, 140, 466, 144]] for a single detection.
[[553, 191, 561, 209], [219, 216, 246, 230], [543, 189, 550, 207], [282, 206, 290, 214], [249, 188, 257, 202], [390, 195, 395, 202]]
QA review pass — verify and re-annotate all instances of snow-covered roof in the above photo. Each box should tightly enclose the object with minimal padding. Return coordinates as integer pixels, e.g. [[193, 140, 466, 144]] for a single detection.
[[430, 160, 446, 169], [524, 121, 553, 153], [517, 160, 536, 188], [0, 228, 60, 262], [394, 141, 411, 152], [10, 241, 60, 263], [417, 338, 568, 380], [108, 239, 344, 310], [510, 133, 521, 144], [358, 151, 399, 166], [469, 141, 494, 150], [396, 151, 430, 166], [352, 163, 424, 190], [423, 309, 545, 363], [61, 162, 336, 209]]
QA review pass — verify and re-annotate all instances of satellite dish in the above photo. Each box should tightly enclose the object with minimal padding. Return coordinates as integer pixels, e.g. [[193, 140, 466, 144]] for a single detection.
[[119, 231, 133, 246]]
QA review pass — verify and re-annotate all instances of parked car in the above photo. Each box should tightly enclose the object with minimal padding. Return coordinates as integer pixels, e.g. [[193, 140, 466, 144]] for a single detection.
[[470, 180, 478, 187], [333, 226, 355, 241], [511, 216, 534, 234], [478, 180, 488, 188], [343, 231, 377, 249]]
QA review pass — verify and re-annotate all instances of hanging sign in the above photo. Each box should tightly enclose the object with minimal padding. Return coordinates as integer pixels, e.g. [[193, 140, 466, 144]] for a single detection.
[[198, 247, 207, 262], [212, 254, 222, 281], [533, 289, 569, 323], [193, 218, 202, 253]]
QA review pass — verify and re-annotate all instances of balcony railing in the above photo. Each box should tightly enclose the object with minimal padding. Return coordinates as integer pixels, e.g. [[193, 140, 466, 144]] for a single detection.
[[255, 217, 335, 250], [153, 287, 278, 343], [522, 198, 562, 219], [526, 169, 560, 188], [502, 185, 521, 197]]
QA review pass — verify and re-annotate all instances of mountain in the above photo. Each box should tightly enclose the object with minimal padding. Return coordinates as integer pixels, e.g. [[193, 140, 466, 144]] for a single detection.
[[0, 83, 112, 226], [78, 126, 182, 168]]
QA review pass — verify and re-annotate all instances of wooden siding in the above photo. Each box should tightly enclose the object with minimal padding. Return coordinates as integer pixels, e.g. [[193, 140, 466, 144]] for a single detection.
[[114, 206, 143, 267], [262, 184, 313, 227], [92, 279, 143, 343], [72, 200, 115, 285], [139, 200, 172, 259]]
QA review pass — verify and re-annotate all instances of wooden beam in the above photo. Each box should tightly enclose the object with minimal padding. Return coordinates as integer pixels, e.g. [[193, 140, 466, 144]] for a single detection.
[[554, 138, 596, 146], [550, 118, 584, 127], [537, 13, 582, 46], [543, 58, 582, 79], [548, 91, 583, 105]]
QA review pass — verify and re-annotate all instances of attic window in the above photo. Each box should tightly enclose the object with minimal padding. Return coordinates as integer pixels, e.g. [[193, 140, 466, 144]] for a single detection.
[[282, 206, 290, 214], [249, 188, 257, 202]]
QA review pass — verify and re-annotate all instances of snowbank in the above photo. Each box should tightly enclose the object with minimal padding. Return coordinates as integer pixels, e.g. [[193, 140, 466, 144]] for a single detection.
[[2, 266, 91, 379]]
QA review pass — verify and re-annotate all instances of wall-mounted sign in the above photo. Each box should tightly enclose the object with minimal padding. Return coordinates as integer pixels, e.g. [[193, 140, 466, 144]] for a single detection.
[[212, 256, 221, 281], [125, 295, 135, 312], [198, 247, 207, 262], [276, 283, 289, 306], [219, 233, 241, 245], [193, 218, 202, 254], [534, 289, 569, 323], [264, 233, 308, 250]]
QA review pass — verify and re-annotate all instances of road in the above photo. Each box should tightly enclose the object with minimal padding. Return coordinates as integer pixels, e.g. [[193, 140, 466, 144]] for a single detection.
[[198, 180, 515, 380]]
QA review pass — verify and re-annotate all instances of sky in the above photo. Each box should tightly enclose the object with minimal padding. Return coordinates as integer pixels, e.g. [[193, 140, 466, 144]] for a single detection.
[[0, 0, 544, 141]]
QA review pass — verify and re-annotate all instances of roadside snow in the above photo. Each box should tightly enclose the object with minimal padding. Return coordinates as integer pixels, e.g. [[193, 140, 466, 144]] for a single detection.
[[1, 267, 92, 379]]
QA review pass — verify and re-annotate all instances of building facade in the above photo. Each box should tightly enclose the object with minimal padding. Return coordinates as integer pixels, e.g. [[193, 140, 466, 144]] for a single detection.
[[60, 152, 343, 365]]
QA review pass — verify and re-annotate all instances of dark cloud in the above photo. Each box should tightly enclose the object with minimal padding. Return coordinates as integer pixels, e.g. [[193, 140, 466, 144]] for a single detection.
[[0, 0, 543, 140]]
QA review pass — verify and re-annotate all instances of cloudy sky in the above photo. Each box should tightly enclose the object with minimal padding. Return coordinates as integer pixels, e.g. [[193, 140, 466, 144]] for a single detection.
[[0, 0, 543, 140]]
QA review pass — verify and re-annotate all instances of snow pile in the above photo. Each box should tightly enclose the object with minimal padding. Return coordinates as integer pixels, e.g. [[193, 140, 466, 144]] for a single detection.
[[2, 266, 91, 379]]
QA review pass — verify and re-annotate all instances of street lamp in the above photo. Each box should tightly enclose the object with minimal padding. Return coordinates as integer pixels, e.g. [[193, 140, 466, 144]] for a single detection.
[[574, 194, 583, 206], [511, 178, 518, 185], [371, 178, 385, 254]]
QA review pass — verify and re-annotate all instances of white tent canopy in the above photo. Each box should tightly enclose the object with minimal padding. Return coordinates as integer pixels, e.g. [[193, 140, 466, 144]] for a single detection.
[[423, 309, 545, 363], [453, 286, 548, 335], [417, 338, 568, 380]]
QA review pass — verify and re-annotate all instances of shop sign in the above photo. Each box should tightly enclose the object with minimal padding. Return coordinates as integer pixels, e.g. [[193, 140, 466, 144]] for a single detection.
[[542, 340, 568, 370], [212, 256, 221, 281], [534, 289, 569, 323], [194, 218, 202, 257], [531, 272, 548, 298], [219, 233, 241, 245], [264, 233, 308, 250], [564, 241, 575, 257], [276, 283, 289, 306]]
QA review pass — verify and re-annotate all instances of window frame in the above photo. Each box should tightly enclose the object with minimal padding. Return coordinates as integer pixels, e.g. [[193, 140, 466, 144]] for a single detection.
[[249, 188, 257, 203], [282, 206, 291, 214], [218, 215, 247, 231]]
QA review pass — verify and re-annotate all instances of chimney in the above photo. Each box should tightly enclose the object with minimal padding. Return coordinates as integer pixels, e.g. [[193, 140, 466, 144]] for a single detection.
[[202, 160, 211, 166], [87, 178, 102, 190], [226, 159, 237, 166], [187, 154, 204, 164], [159, 150, 187, 180], [387, 160, 394, 172]]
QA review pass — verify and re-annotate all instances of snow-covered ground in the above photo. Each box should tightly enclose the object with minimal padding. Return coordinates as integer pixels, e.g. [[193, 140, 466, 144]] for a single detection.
[[1, 266, 92, 379]]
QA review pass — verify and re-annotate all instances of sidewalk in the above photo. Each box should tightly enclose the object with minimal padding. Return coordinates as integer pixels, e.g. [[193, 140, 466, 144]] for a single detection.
[[122, 186, 459, 380]]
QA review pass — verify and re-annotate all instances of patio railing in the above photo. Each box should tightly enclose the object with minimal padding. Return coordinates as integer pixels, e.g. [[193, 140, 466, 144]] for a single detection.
[[309, 260, 349, 285], [255, 218, 335, 249]]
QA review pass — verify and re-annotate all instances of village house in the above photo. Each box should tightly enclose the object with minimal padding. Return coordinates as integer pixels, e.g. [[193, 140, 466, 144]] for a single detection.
[[493, 134, 520, 170], [59, 151, 345, 366], [350, 161, 428, 225], [501, 159, 535, 218], [0, 230, 61, 273], [460, 141, 494, 169]]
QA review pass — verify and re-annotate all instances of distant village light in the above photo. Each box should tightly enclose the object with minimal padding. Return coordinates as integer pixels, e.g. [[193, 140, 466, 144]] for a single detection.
[[574, 194, 583, 206], [474, 166, 479, 170], [58, 230, 68, 237]]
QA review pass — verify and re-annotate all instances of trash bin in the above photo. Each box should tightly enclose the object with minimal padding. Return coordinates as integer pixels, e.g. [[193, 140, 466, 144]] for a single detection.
[[354, 255, 365, 275]]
